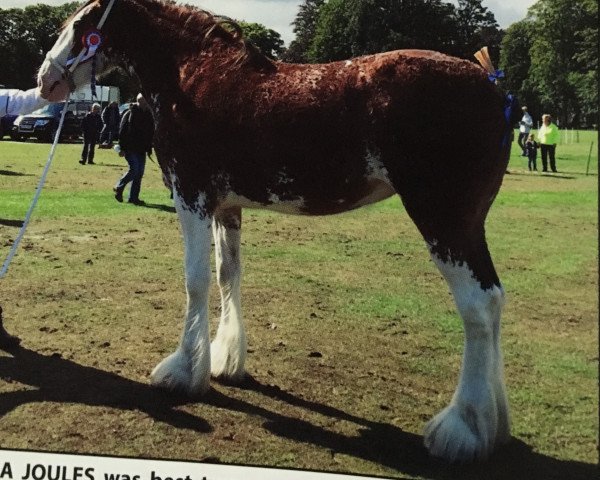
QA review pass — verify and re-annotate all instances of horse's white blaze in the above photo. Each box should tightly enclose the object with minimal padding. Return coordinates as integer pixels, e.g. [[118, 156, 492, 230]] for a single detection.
[[210, 216, 246, 381], [151, 192, 213, 395], [38, 5, 97, 101], [424, 252, 509, 461]]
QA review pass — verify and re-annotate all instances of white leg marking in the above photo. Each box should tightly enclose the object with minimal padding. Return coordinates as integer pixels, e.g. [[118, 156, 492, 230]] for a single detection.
[[424, 254, 510, 462], [151, 192, 212, 396], [210, 209, 247, 382]]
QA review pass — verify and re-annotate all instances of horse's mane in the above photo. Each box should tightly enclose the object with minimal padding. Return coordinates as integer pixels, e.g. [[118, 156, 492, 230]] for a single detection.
[[64, 0, 271, 69], [132, 0, 271, 68], [62, 0, 96, 28]]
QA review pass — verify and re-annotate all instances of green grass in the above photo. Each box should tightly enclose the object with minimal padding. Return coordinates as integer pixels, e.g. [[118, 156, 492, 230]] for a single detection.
[[0, 133, 597, 479]]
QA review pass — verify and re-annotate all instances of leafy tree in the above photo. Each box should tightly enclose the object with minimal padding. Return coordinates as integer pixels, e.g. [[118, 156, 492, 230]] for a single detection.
[[0, 2, 79, 89], [451, 0, 502, 62], [238, 21, 285, 60], [527, 0, 597, 125], [499, 20, 540, 116], [568, 0, 598, 126], [308, 0, 457, 63], [499, 0, 597, 127], [283, 0, 325, 63]]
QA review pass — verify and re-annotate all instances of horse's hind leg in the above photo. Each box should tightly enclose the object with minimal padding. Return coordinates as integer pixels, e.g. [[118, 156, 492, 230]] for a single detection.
[[210, 207, 247, 382], [422, 232, 510, 462]]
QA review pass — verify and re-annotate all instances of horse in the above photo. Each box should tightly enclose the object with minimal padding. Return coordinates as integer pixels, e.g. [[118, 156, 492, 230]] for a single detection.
[[37, 0, 514, 463]]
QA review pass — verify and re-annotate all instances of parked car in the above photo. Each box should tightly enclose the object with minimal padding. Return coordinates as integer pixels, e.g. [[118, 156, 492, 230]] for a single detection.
[[12, 103, 85, 142], [0, 114, 18, 140]]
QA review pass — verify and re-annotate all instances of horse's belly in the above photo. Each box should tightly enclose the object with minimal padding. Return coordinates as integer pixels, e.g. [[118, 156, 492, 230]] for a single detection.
[[220, 177, 396, 216]]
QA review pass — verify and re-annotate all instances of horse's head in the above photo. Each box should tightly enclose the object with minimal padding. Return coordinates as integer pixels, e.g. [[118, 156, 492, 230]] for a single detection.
[[38, 0, 115, 102]]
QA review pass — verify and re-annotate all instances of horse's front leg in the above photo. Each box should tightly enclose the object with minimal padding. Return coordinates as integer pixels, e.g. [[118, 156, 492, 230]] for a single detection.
[[151, 193, 213, 396], [210, 207, 246, 382]]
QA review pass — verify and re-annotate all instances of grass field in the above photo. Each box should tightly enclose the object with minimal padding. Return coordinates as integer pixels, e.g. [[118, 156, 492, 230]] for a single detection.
[[0, 130, 597, 480]]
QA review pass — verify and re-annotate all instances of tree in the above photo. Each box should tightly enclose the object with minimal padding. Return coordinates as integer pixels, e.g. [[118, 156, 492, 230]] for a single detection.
[[499, 0, 597, 127], [499, 20, 540, 116], [238, 21, 285, 60], [527, 0, 597, 125], [451, 0, 502, 62], [283, 0, 325, 63], [308, 0, 457, 63], [568, 0, 598, 126], [0, 2, 79, 89]]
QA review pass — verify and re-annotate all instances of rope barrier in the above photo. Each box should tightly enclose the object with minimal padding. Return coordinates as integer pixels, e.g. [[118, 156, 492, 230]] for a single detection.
[[0, 97, 70, 279]]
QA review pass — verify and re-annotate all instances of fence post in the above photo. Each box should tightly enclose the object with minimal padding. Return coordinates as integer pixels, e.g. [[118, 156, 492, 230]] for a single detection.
[[586, 141, 594, 176]]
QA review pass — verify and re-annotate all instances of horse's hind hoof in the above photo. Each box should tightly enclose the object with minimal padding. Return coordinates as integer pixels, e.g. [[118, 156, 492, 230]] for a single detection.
[[424, 403, 496, 463]]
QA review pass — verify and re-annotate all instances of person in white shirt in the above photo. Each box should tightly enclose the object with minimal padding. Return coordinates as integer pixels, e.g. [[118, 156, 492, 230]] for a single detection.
[[518, 106, 533, 156], [0, 87, 49, 117], [0, 87, 49, 348]]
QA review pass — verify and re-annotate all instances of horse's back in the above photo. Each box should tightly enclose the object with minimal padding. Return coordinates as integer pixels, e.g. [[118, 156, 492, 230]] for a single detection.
[[176, 47, 509, 220]]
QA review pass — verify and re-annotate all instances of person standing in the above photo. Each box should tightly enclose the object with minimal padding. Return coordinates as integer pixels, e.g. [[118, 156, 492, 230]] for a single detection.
[[80, 103, 102, 165], [100, 101, 120, 146], [113, 94, 154, 205], [538, 114, 560, 173], [0, 87, 49, 348], [517, 106, 533, 156], [524, 133, 538, 171]]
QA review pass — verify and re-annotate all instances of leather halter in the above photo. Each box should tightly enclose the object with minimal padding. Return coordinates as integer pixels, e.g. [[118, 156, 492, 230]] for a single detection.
[[45, 0, 117, 92]]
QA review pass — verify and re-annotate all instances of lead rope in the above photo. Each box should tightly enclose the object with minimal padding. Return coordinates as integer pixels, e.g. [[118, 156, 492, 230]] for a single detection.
[[0, 96, 70, 279], [1, 0, 118, 278]]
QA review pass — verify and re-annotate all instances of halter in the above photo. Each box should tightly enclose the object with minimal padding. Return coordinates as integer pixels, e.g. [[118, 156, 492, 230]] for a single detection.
[[45, 0, 117, 94]]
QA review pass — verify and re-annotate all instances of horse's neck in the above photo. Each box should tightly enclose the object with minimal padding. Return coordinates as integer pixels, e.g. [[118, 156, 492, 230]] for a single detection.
[[106, 5, 175, 95], [106, 0, 240, 99]]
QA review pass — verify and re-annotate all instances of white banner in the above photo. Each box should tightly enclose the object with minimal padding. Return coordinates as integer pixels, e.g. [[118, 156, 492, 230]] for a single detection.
[[0, 450, 393, 480]]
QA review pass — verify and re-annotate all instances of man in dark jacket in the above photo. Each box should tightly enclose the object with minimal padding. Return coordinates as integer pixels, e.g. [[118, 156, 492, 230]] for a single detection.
[[100, 101, 120, 146], [113, 94, 154, 205], [80, 103, 102, 165]]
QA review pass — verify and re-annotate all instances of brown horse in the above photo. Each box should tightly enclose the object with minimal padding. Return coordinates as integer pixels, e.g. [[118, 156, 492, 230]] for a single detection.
[[38, 0, 513, 462]]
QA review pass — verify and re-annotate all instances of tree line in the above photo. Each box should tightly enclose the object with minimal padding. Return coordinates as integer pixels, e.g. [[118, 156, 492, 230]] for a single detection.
[[500, 0, 597, 127], [285, 0, 596, 127], [0, 0, 596, 126]]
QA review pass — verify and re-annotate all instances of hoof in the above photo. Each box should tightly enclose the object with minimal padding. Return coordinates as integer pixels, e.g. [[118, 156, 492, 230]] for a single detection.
[[151, 349, 210, 396], [424, 403, 496, 463]]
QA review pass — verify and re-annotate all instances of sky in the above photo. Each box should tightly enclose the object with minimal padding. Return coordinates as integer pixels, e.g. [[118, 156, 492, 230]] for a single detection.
[[3, 0, 537, 45]]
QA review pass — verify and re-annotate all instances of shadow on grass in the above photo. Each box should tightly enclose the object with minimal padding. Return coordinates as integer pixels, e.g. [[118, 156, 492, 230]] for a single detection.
[[0, 347, 594, 480], [0, 219, 23, 227], [139, 202, 176, 213], [0, 170, 33, 177], [0, 346, 209, 432], [209, 376, 596, 480], [505, 170, 577, 180]]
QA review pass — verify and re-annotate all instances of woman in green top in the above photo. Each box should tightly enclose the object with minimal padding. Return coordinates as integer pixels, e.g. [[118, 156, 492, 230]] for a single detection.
[[538, 114, 560, 172]]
